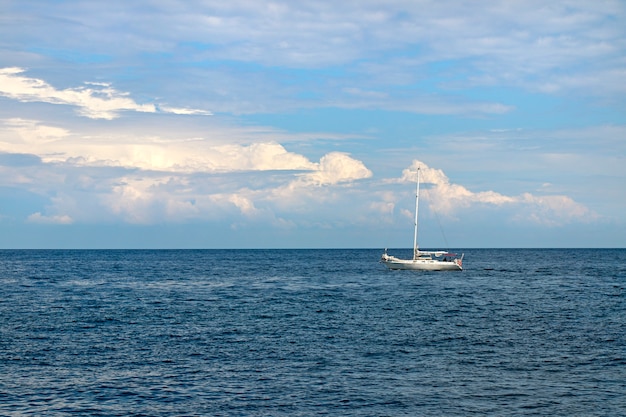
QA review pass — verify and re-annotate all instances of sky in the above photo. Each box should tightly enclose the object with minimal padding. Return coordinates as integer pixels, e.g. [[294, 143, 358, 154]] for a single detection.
[[0, 0, 625, 249]]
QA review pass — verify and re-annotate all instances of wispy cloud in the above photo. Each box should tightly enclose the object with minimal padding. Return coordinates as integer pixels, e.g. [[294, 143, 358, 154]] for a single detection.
[[27, 212, 73, 224], [5, 1, 623, 115], [0, 68, 211, 119]]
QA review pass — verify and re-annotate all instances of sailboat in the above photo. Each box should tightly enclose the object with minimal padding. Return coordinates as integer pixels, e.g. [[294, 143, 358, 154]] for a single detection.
[[381, 167, 463, 271]]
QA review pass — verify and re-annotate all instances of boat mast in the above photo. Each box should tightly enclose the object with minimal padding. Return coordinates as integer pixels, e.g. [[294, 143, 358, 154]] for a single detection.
[[413, 168, 420, 260]]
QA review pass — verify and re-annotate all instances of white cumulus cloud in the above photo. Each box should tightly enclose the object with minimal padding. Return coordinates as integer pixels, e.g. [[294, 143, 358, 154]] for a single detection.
[[0, 119, 317, 173], [399, 160, 594, 226], [303, 152, 373, 185]]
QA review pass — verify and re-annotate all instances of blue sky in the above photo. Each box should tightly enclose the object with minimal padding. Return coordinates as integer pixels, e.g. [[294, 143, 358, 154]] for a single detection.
[[0, 0, 624, 248]]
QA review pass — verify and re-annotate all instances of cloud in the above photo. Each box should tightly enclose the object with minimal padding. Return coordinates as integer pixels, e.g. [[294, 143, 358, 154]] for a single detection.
[[0, 67, 211, 119], [1, 118, 70, 145], [4, 1, 622, 117], [303, 152, 373, 185], [0, 116, 375, 225], [94, 152, 373, 224], [517, 193, 596, 226], [337, 88, 514, 116], [0, 152, 41, 167], [27, 212, 73, 224], [210, 142, 315, 172], [398, 160, 594, 226], [228, 194, 259, 217], [0, 119, 376, 182], [0, 118, 317, 172], [155, 1, 623, 97]]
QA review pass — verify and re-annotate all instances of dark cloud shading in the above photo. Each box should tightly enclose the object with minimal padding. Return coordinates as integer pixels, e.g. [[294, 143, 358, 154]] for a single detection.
[[0, 152, 42, 167]]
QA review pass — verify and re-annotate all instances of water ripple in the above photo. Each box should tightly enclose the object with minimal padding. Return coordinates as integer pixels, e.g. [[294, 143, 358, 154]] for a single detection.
[[1, 249, 625, 416]]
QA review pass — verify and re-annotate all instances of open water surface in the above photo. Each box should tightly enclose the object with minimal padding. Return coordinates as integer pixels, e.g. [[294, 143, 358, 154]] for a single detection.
[[1, 249, 625, 416]]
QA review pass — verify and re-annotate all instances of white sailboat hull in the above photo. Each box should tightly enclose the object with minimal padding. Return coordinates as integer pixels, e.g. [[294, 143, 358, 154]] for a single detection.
[[381, 167, 464, 271], [381, 255, 462, 271]]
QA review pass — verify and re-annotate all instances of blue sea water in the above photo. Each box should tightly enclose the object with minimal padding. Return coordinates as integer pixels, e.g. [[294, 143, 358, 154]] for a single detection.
[[0, 249, 624, 416]]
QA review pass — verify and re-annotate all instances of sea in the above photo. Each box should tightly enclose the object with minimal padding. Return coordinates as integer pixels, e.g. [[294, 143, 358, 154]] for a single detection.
[[1, 248, 624, 416]]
